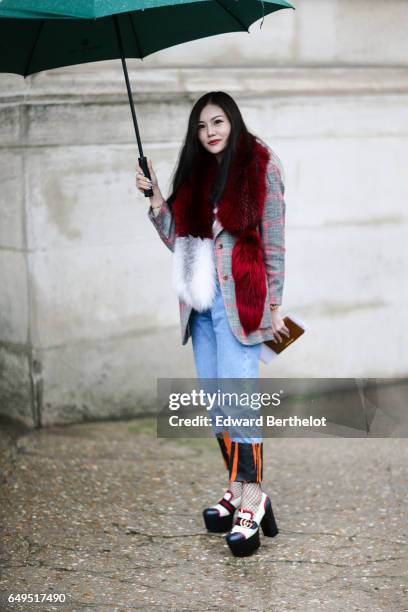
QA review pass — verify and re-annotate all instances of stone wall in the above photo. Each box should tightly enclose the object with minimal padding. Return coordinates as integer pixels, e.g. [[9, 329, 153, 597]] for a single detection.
[[1, 0, 407, 426]]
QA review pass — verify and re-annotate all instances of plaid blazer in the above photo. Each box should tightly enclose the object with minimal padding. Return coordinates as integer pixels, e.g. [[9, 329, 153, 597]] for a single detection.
[[148, 153, 286, 346]]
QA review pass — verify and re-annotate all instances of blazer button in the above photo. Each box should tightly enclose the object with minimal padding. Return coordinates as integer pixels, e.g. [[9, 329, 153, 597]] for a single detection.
[[223, 274, 229, 281], [218, 243, 223, 249]]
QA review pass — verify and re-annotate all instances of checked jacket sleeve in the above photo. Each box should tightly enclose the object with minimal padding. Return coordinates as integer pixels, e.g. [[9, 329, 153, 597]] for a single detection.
[[147, 200, 175, 253], [260, 160, 286, 306]]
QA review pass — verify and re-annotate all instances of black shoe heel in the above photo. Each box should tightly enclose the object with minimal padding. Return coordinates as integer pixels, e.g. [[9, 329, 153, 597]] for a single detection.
[[260, 497, 279, 538]]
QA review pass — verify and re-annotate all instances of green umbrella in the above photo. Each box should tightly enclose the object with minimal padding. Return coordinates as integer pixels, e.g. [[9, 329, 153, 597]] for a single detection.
[[0, 0, 295, 195]]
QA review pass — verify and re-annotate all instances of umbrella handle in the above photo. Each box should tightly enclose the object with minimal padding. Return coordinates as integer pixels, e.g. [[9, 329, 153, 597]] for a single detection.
[[139, 156, 154, 198], [113, 15, 152, 197]]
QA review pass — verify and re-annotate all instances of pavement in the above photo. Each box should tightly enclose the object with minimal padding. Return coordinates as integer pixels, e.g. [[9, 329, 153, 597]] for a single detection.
[[0, 416, 407, 611]]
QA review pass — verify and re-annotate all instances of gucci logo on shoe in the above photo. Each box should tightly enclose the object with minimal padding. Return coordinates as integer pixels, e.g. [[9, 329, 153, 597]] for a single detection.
[[239, 518, 253, 529]]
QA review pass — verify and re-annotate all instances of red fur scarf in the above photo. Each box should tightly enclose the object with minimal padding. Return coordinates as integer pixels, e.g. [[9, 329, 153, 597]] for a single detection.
[[172, 132, 270, 335]]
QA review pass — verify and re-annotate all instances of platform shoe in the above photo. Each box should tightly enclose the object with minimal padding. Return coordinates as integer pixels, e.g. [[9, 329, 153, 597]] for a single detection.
[[226, 492, 278, 556], [203, 490, 241, 533]]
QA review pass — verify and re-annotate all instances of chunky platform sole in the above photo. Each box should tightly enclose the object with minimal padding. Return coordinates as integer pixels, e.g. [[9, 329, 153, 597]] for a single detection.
[[203, 510, 234, 533], [226, 529, 261, 557]]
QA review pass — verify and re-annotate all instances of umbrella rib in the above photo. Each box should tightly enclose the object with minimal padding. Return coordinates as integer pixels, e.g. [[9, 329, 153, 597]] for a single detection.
[[128, 12, 144, 58], [24, 19, 46, 77], [214, 0, 250, 33]]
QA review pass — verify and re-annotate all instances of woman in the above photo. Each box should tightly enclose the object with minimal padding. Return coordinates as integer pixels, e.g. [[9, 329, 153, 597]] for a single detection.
[[136, 91, 289, 557]]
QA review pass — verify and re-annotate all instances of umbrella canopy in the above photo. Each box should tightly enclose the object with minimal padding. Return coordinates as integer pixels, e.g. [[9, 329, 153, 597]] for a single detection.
[[0, 0, 295, 194], [0, 0, 294, 75]]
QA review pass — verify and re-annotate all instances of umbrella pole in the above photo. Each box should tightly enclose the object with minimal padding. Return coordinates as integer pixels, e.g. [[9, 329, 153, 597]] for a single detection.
[[113, 14, 153, 198]]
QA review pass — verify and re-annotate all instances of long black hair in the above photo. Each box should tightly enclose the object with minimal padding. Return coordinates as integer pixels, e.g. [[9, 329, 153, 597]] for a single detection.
[[167, 91, 253, 207]]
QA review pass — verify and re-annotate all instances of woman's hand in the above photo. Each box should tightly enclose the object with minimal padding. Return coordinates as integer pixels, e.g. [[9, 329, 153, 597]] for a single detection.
[[135, 158, 164, 211], [270, 308, 290, 343], [135, 159, 159, 195]]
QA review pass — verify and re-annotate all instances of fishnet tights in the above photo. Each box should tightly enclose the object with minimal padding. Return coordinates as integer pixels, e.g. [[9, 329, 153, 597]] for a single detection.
[[241, 482, 262, 514], [228, 480, 243, 501]]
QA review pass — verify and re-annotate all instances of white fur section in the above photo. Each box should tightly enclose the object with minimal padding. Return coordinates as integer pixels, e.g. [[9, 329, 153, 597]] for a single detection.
[[190, 237, 217, 311], [173, 237, 192, 304], [172, 236, 216, 310]]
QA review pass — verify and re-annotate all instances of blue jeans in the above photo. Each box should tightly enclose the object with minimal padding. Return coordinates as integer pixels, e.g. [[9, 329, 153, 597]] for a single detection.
[[190, 277, 262, 443]]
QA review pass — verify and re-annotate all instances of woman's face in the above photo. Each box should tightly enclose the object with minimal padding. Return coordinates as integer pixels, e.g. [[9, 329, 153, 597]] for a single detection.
[[197, 103, 231, 162]]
